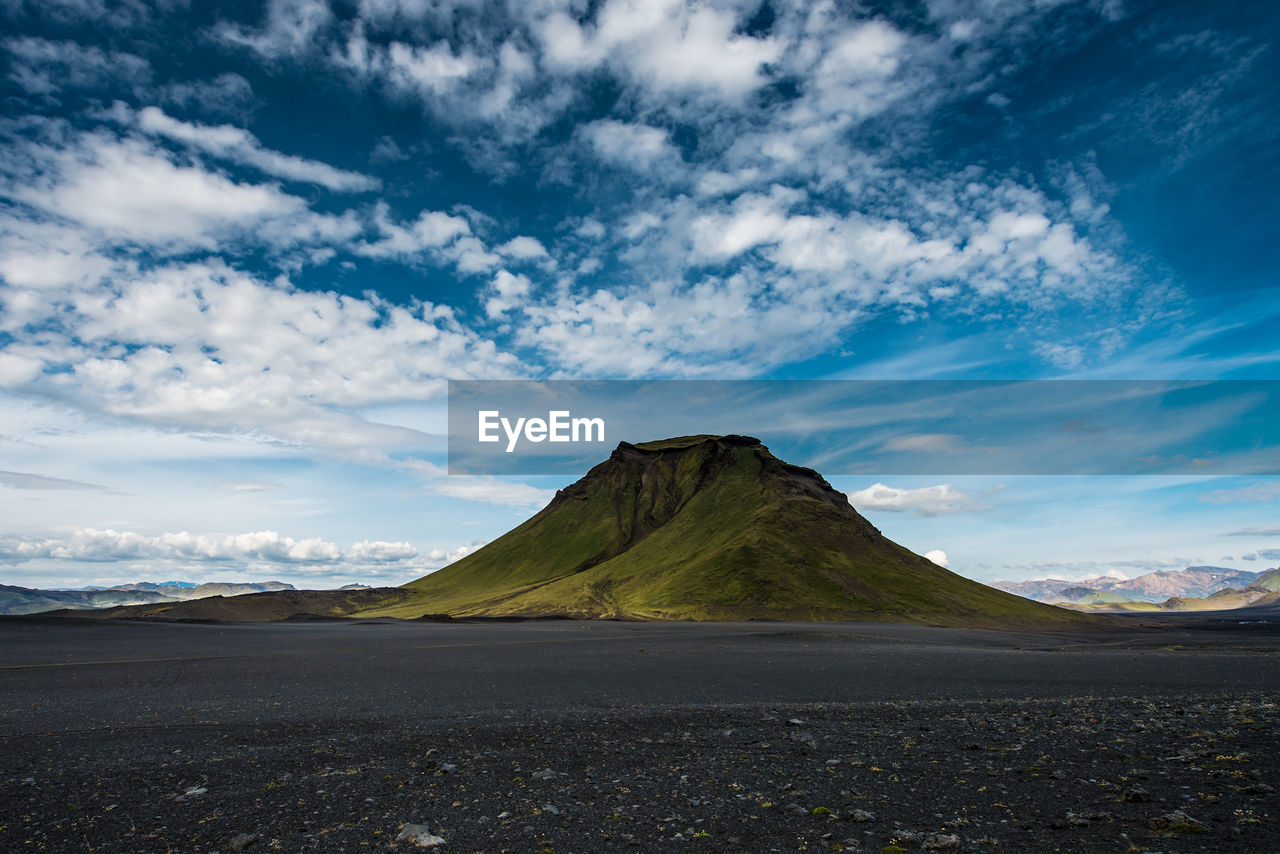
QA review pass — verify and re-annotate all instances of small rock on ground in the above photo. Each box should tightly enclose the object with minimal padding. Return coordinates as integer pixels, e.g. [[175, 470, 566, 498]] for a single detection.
[[396, 823, 446, 847]]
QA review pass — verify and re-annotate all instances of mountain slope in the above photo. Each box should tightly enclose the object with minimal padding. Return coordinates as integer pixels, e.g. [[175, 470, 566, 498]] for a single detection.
[[363, 435, 1093, 627]]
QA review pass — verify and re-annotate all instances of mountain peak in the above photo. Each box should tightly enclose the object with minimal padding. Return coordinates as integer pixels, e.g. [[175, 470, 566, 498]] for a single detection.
[[625, 434, 762, 452]]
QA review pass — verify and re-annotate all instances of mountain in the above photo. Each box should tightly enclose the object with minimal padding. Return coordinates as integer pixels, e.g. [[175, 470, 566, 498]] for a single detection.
[[1055, 567, 1280, 613], [1252, 568, 1280, 592], [1051, 589, 1135, 605], [992, 566, 1266, 604], [1105, 566, 1265, 601], [70, 580, 201, 591], [988, 577, 1091, 601], [0, 580, 296, 616], [360, 435, 1092, 627]]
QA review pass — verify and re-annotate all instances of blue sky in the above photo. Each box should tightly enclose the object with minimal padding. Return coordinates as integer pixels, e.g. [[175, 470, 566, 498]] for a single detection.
[[0, 0, 1277, 589]]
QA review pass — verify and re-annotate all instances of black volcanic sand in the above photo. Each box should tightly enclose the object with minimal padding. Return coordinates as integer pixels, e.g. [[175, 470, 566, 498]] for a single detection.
[[2, 618, 1278, 853]]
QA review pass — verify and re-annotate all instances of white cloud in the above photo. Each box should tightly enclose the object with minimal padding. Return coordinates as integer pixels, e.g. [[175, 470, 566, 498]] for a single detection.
[[575, 219, 606, 239], [1223, 526, 1280, 537], [0, 352, 44, 386], [355, 202, 492, 271], [683, 178, 1114, 316], [0, 470, 104, 490], [881, 434, 964, 454], [134, 106, 380, 192], [213, 0, 335, 60], [218, 481, 283, 492], [348, 539, 419, 562], [0, 528, 441, 576], [161, 73, 256, 117], [1200, 482, 1280, 504], [516, 271, 835, 377], [4, 36, 150, 95], [333, 24, 482, 99], [695, 168, 761, 197], [847, 482, 988, 516], [384, 39, 482, 95], [582, 119, 678, 168], [14, 134, 308, 249], [1035, 341, 1087, 370], [357, 0, 486, 24], [330, 24, 567, 143], [691, 190, 794, 258], [1005, 559, 1196, 581], [427, 477, 554, 508], [4, 0, 159, 28], [497, 236, 549, 260], [807, 20, 910, 119], [394, 458, 554, 508], [0, 528, 348, 564], [924, 549, 949, 567], [360, 203, 469, 253], [422, 542, 483, 565], [537, 0, 782, 100], [0, 259, 520, 449], [485, 269, 532, 318]]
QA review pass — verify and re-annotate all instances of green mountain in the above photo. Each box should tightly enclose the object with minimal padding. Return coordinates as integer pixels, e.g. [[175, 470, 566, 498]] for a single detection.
[[1252, 568, 1280, 592], [362, 435, 1092, 627], [1050, 589, 1134, 605]]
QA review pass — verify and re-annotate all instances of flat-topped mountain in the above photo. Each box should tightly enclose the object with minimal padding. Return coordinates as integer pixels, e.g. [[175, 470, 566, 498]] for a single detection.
[[364, 435, 1091, 627]]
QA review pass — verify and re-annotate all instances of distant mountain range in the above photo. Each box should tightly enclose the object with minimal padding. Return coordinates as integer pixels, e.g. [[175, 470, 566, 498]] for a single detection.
[[991, 566, 1280, 612], [67, 580, 200, 591], [0, 580, 295, 615]]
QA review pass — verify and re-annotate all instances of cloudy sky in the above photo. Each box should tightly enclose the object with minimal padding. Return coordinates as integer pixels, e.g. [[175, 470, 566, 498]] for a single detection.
[[1, 0, 1277, 589]]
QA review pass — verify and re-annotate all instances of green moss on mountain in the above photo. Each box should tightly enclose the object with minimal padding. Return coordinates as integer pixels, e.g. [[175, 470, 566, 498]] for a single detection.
[[361, 436, 1093, 627]]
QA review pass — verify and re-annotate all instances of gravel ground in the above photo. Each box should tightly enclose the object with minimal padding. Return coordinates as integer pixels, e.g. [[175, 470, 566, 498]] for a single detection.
[[3, 695, 1278, 852], [1, 619, 1278, 852]]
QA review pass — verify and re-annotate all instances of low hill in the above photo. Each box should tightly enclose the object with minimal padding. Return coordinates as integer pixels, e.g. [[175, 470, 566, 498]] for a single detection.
[[1065, 583, 1280, 614], [59, 588, 415, 622], [1049, 589, 1134, 606], [0, 580, 296, 616], [361, 435, 1093, 628]]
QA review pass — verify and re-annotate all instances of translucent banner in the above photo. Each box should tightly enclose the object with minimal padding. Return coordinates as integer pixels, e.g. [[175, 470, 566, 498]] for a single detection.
[[446, 380, 1280, 476]]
